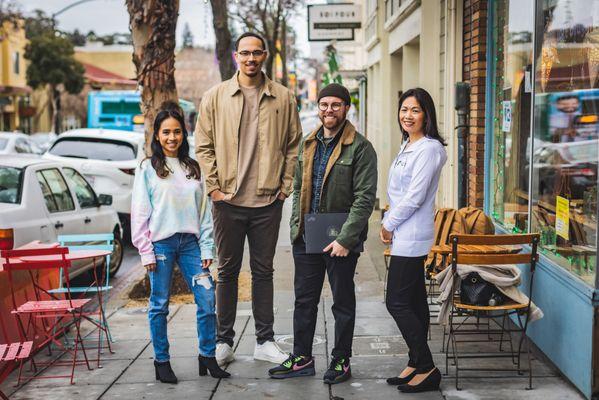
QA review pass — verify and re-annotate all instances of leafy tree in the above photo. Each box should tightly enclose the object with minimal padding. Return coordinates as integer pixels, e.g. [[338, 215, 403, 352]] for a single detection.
[[0, 0, 21, 36], [230, 0, 302, 83], [24, 9, 53, 39], [322, 45, 342, 86], [182, 22, 194, 48], [25, 34, 85, 133], [66, 28, 86, 46]]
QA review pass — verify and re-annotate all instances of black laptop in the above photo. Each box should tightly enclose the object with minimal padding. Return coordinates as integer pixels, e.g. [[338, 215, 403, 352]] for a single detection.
[[304, 213, 364, 254]]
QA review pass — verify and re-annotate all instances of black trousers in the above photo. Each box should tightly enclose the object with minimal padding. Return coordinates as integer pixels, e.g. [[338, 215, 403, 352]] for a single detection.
[[385, 255, 435, 372], [212, 200, 283, 346], [292, 240, 359, 358]]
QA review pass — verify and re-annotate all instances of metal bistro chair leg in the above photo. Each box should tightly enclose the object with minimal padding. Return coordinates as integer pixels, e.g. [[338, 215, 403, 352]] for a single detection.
[[516, 312, 528, 375], [499, 313, 506, 351], [450, 320, 461, 391], [525, 332, 533, 390]]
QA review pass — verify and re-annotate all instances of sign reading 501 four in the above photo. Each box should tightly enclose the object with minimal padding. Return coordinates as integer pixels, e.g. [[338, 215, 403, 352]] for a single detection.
[[308, 3, 362, 30]]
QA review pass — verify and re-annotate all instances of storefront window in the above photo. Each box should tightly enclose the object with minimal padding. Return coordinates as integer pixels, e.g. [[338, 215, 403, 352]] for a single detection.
[[489, 0, 535, 233], [532, 0, 599, 286]]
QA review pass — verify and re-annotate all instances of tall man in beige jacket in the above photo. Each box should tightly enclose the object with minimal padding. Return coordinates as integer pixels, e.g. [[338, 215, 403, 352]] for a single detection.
[[195, 32, 302, 366]]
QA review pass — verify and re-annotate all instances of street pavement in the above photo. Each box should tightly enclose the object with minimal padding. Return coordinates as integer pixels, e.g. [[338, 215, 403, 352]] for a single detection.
[[1, 200, 585, 399]]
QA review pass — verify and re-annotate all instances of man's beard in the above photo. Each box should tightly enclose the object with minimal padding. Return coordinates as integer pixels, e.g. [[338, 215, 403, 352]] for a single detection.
[[320, 113, 347, 131]]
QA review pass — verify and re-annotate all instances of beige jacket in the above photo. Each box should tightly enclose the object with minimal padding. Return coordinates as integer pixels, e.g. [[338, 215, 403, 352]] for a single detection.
[[435, 264, 544, 326], [194, 72, 302, 197]]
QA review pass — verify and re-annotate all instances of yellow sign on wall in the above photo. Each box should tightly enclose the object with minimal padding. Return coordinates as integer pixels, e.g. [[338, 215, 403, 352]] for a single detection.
[[555, 196, 569, 240]]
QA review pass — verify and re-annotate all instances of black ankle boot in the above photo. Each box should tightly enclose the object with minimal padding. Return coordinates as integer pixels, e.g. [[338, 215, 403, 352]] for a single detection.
[[154, 360, 178, 384], [199, 355, 231, 378]]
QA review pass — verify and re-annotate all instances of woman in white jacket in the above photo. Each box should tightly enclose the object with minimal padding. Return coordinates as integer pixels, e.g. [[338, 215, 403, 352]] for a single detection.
[[380, 88, 447, 393]]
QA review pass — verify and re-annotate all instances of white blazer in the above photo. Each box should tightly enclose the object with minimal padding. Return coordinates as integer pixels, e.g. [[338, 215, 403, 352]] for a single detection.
[[383, 136, 447, 257]]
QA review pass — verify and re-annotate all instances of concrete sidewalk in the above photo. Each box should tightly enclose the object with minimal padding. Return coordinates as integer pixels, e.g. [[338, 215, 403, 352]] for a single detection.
[[1, 206, 586, 399]]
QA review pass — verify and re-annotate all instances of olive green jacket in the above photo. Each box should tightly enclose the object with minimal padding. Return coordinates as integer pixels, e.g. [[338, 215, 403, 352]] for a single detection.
[[290, 121, 378, 250]]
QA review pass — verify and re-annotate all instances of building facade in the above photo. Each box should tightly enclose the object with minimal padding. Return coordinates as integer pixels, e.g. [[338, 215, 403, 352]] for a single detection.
[[0, 21, 31, 132], [363, 0, 463, 209], [362, 0, 599, 398], [473, 1, 598, 397]]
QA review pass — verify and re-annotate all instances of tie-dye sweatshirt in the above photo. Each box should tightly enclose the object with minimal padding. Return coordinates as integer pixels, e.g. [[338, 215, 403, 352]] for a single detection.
[[131, 157, 214, 266]]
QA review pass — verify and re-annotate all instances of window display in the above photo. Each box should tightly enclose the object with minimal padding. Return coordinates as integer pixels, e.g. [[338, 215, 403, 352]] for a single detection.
[[532, 0, 598, 286], [490, 0, 598, 286]]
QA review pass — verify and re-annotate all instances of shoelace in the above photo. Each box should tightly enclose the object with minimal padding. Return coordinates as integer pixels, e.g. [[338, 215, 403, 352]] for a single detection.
[[329, 358, 345, 371], [283, 354, 300, 368]]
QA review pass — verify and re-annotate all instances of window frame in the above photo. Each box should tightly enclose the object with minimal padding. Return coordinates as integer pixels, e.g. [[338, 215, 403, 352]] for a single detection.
[[0, 166, 24, 204], [63, 167, 99, 209], [35, 168, 76, 214], [48, 137, 138, 162]]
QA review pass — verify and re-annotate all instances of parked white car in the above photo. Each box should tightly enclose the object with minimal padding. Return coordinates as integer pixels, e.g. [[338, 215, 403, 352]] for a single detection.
[[0, 155, 124, 278], [0, 132, 43, 155], [43, 129, 145, 239], [29, 132, 58, 153]]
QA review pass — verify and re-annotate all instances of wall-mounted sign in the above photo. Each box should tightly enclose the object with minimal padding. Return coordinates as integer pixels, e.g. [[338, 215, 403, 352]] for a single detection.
[[308, 25, 355, 42], [502, 100, 512, 132], [308, 4, 362, 31], [555, 195, 570, 240]]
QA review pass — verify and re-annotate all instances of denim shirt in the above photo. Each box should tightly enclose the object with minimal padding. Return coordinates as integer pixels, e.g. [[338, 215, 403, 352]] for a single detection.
[[310, 127, 342, 213]]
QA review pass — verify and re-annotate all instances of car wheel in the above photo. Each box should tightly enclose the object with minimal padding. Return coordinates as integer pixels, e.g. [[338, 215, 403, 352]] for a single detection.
[[109, 229, 124, 278]]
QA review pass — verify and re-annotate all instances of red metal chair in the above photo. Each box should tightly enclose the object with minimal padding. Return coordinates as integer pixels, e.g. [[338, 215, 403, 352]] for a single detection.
[[0, 311, 33, 400], [1, 247, 92, 385]]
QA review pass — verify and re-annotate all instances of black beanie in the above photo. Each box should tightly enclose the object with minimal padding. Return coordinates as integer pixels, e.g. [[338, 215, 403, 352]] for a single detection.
[[318, 83, 351, 105]]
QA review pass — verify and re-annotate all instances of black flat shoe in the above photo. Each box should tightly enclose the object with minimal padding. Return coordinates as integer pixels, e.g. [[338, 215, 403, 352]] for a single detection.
[[386, 369, 417, 385], [398, 368, 441, 393], [154, 360, 178, 384], [199, 355, 231, 378]]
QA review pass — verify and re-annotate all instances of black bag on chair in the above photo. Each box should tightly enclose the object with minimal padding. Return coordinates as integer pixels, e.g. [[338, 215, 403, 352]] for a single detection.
[[460, 272, 506, 306]]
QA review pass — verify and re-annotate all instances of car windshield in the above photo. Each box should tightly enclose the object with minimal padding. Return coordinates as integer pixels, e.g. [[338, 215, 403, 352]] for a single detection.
[[49, 137, 137, 161], [0, 139, 7, 151], [0, 166, 23, 204]]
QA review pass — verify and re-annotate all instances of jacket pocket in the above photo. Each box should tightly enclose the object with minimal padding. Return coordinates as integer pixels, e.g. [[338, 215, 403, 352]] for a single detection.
[[332, 157, 353, 186], [328, 158, 354, 206]]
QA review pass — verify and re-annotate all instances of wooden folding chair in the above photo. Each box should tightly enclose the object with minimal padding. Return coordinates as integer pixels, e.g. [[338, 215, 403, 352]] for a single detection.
[[445, 233, 539, 391], [1, 247, 92, 385]]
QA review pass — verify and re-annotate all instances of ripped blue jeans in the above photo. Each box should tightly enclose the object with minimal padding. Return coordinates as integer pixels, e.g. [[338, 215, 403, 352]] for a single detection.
[[149, 233, 216, 361]]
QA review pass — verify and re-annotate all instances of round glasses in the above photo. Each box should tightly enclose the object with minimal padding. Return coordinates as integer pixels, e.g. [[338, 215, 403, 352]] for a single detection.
[[237, 50, 266, 60], [318, 102, 344, 112]]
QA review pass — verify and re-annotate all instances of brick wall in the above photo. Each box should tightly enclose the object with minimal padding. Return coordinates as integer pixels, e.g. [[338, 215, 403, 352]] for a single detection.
[[462, 0, 487, 208]]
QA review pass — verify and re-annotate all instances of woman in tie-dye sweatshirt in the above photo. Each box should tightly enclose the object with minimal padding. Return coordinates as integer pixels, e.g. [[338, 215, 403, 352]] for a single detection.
[[131, 105, 229, 383]]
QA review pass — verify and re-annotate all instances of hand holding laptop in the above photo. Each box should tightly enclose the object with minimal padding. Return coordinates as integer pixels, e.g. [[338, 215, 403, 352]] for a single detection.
[[323, 240, 349, 257]]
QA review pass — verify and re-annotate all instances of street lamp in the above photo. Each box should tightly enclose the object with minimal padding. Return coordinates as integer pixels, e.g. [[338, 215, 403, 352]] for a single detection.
[[51, 0, 104, 28]]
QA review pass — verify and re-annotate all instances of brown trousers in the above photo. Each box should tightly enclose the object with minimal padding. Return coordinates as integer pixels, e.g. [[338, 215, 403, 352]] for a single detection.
[[212, 199, 283, 346]]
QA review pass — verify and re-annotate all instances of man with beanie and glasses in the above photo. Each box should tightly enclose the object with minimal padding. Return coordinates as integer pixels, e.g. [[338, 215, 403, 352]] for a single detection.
[[268, 83, 377, 384]]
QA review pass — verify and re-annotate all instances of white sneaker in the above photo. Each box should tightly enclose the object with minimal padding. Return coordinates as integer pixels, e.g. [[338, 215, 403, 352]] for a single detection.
[[253, 340, 288, 364], [215, 342, 235, 366]]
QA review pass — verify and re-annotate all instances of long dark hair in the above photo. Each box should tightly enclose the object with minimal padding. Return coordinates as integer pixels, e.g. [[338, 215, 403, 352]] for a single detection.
[[148, 104, 201, 180], [397, 88, 447, 146]]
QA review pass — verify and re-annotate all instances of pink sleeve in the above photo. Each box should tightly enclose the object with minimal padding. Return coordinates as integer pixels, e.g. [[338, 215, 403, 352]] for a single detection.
[[131, 164, 155, 265]]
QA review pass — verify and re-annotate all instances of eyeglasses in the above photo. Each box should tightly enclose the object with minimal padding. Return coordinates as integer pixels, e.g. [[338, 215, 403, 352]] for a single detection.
[[237, 50, 266, 59], [318, 102, 344, 112]]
